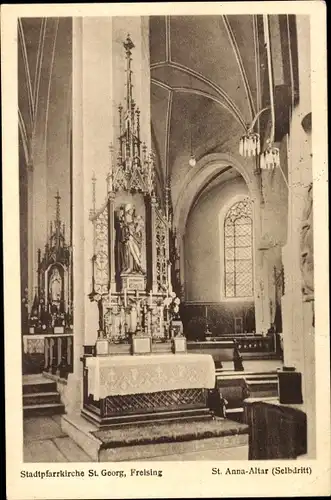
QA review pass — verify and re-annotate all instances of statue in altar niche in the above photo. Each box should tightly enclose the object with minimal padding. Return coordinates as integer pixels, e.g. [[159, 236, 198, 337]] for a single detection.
[[49, 267, 62, 311], [300, 183, 314, 299], [117, 204, 144, 275]]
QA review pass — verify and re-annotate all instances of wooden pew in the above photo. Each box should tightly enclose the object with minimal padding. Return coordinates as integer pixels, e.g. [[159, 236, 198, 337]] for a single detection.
[[186, 340, 244, 371]]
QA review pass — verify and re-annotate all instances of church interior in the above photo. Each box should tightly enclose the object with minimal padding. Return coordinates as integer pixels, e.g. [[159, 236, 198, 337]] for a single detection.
[[19, 14, 315, 461]]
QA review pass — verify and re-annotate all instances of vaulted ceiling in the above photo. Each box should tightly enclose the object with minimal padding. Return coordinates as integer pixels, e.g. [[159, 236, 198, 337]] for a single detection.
[[18, 15, 263, 209], [18, 17, 72, 166], [149, 15, 263, 195]]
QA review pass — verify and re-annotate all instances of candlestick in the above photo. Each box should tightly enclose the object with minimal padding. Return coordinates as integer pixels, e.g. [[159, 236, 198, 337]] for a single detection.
[[147, 310, 151, 335], [159, 306, 163, 334], [149, 290, 153, 308], [143, 305, 147, 332]]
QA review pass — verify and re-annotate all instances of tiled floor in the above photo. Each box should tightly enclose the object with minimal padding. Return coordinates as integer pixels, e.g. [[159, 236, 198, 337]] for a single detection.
[[23, 415, 92, 462]]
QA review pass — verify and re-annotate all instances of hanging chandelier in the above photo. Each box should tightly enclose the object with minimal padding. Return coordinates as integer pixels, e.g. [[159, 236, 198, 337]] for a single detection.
[[260, 140, 280, 170], [239, 15, 280, 171], [239, 131, 260, 157]]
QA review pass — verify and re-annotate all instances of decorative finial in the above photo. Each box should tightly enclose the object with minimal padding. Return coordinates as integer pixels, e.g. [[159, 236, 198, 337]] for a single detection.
[[123, 34, 135, 53], [55, 190, 61, 226], [165, 176, 171, 221]]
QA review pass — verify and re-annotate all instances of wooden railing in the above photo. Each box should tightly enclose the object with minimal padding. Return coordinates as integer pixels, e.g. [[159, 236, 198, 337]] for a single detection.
[[44, 333, 73, 379], [205, 333, 282, 356]]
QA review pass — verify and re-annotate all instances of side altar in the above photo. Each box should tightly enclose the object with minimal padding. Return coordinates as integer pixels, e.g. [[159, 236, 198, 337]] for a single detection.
[[81, 35, 216, 427], [22, 193, 74, 377]]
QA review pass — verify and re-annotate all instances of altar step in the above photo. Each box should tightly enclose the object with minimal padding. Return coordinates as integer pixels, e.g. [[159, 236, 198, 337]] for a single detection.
[[81, 406, 212, 428], [23, 375, 65, 418], [61, 412, 249, 462]]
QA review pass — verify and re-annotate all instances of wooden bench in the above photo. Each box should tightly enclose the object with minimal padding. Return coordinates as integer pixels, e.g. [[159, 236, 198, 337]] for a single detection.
[[187, 340, 244, 371]]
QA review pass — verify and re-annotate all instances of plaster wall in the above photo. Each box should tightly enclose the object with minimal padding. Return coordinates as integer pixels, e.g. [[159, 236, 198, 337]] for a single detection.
[[185, 176, 249, 303]]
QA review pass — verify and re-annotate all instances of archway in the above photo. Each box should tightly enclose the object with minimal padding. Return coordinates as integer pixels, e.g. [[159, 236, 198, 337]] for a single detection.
[[173, 152, 267, 335]]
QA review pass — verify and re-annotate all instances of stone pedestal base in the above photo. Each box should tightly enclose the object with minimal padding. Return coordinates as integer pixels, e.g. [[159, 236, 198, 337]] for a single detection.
[[99, 433, 248, 462], [63, 373, 83, 414], [121, 273, 146, 291]]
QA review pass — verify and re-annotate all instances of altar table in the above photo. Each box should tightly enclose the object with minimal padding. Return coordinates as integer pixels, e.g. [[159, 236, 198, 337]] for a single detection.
[[86, 353, 215, 401]]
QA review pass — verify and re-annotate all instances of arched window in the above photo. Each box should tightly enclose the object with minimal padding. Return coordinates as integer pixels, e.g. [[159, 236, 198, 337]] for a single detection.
[[224, 199, 253, 298]]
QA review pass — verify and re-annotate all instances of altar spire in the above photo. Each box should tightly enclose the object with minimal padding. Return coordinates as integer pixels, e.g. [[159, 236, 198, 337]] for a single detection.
[[55, 190, 61, 227], [106, 34, 154, 195]]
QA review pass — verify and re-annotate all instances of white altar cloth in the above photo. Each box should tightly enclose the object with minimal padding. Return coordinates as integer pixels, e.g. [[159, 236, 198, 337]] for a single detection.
[[86, 354, 215, 400]]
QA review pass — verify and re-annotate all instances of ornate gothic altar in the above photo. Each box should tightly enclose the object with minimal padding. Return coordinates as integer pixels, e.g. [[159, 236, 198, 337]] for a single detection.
[[22, 193, 74, 377], [28, 192, 73, 334], [88, 35, 181, 350], [82, 35, 215, 427]]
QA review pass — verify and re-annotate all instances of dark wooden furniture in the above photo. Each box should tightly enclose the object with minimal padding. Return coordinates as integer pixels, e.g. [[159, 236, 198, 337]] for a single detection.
[[243, 398, 307, 459], [187, 340, 244, 370], [23, 332, 74, 378]]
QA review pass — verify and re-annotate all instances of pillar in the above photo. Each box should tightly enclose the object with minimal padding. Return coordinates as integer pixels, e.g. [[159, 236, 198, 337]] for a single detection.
[[65, 16, 152, 413], [281, 15, 315, 457], [64, 17, 84, 413], [252, 194, 271, 335]]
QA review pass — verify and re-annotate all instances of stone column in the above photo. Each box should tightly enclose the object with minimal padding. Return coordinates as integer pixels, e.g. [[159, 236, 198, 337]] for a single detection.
[[64, 17, 84, 413], [252, 194, 270, 335], [281, 16, 315, 457], [64, 17, 152, 414], [29, 19, 60, 297], [81, 17, 114, 346], [27, 166, 35, 305]]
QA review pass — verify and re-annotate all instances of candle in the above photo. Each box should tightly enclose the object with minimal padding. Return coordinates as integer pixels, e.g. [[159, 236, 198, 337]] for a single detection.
[[124, 288, 127, 307], [148, 310, 152, 335], [130, 307, 137, 332], [120, 307, 125, 328], [168, 263, 172, 293], [114, 316, 119, 337]]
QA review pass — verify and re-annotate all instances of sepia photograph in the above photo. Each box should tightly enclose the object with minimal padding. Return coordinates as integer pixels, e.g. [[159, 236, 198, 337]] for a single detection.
[[3, 2, 329, 499]]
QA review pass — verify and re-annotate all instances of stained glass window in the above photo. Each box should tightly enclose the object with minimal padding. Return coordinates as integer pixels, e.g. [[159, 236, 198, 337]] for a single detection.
[[224, 199, 253, 298]]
